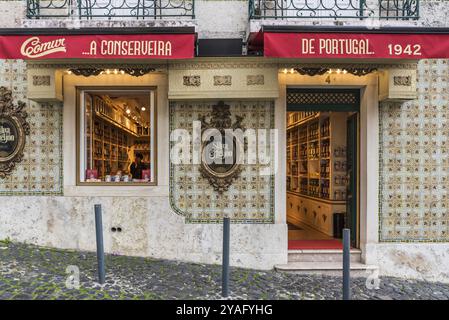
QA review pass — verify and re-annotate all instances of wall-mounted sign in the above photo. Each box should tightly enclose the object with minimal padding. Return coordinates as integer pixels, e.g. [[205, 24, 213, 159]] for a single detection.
[[264, 32, 449, 59], [0, 34, 195, 60], [0, 86, 30, 179], [200, 102, 245, 194]]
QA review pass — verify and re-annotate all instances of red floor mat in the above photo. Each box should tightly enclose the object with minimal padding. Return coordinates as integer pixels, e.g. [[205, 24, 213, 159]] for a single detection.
[[288, 239, 343, 250]]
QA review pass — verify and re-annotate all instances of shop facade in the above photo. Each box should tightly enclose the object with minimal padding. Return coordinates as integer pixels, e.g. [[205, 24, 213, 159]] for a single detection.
[[1, 0, 449, 283]]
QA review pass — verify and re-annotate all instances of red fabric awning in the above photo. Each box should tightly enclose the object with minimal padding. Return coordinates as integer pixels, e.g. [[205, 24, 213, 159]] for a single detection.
[[0, 33, 195, 60], [264, 32, 449, 59], [249, 26, 449, 59]]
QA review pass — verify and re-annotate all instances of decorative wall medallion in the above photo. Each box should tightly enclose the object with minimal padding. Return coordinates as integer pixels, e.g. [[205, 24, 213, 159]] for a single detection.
[[199, 101, 245, 194], [213, 75, 232, 86], [0, 86, 30, 179], [183, 75, 201, 87], [393, 75, 412, 86], [247, 75, 264, 85], [32, 75, 50, 86]]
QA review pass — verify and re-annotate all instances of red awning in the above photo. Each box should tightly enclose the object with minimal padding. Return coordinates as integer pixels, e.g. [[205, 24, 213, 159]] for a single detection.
[[250, 26, 449, 60], [0, 28, 195, 60]]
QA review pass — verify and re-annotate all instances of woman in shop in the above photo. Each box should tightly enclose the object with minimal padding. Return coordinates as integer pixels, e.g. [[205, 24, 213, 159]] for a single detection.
[[130, 153, 147, 180]]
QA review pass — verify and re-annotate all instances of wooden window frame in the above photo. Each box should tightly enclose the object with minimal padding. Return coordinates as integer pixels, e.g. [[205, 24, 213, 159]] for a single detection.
[[75, 86, 158, 186]]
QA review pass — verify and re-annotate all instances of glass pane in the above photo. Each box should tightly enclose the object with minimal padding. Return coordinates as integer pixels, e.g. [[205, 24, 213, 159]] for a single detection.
[[80, 89, 154, 184]]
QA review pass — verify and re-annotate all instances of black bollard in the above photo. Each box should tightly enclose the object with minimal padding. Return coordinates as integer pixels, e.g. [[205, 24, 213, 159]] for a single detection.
[[222, 217, 230, 298], [94, 204, 106, 284], [342, 228, 351, 300]]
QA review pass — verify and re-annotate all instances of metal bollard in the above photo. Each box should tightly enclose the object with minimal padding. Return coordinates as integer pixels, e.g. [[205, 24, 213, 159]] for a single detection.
[[94, 204, 106, 284], [342, 228, 351, 300], [222, 217, 230, 298]]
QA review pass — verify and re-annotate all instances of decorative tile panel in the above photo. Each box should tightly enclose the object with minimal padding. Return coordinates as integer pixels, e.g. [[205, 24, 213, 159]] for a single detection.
[[379, 59, 449, 242], [169, 100, 275, 224], [0, 59, 63, 195]]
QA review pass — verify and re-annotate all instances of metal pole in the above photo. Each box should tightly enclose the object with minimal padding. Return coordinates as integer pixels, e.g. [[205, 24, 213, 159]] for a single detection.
[[222, 217, 230, 298], [343, 228, 351, 300], [94, 204, 106, 284]]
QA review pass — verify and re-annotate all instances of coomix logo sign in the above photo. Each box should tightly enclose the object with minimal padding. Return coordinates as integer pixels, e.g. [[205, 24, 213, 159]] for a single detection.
[[0, 34, 195, 59], [20, 36, 67, 58]]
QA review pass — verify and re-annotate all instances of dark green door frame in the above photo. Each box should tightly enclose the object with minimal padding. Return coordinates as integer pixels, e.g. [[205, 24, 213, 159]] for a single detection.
[[346, 113, 358, 248]]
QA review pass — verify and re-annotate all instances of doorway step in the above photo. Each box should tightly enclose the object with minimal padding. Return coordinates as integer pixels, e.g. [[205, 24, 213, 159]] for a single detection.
[[275, 249, 378, 276]]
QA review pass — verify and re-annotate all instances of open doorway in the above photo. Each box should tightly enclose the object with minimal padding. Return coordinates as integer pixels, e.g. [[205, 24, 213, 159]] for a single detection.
[[286, 89, 359, 250]]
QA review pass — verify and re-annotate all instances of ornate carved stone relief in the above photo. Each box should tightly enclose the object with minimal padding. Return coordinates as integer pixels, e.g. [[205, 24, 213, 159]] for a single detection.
[[0, 86, 30, 179], [393, 75, 412, 86], [213, 75, 232, 86], [183, 75, 201, 87], [32, 75, 51, 86], [294, 67, 329, 76], [247, 75, 264, 85], [68, 67, 156, 77]]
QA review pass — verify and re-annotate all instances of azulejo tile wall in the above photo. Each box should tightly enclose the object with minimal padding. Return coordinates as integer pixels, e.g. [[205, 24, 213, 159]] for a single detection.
[[0, 59, 63, 195], [169, 100, 275, 224], [379, 59, 449, 242]]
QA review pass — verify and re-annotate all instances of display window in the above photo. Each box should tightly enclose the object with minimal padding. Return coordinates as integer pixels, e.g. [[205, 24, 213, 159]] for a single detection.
[[76, 87, 156, 185]]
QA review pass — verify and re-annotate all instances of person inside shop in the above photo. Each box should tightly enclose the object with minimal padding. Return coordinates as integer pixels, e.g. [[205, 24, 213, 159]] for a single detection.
[[130, 153, 147, 180]]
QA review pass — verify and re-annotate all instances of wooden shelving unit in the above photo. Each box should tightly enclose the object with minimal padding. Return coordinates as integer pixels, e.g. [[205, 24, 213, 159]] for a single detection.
[[287, 111, 348, 202], [85, 94, 149, 180], [92, 116, 132, 179], [287, 111, 349, 236]]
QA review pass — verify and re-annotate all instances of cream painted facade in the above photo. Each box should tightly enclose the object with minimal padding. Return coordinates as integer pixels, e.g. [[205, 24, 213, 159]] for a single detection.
[[1, 0, 449, 283]]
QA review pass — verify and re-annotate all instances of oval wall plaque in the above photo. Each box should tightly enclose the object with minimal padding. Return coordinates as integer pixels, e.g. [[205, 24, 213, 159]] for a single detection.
[[199, 101, 245, 194], [0, 86, 30, 179]]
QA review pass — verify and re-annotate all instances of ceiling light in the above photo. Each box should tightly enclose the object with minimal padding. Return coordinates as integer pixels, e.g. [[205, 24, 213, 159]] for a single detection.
[[141, 107, 146, 111], [126, 109, 131, 114]]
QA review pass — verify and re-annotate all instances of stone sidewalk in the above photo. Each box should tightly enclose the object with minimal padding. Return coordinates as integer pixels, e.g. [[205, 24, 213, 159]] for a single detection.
[[1, 242, 449, 300]]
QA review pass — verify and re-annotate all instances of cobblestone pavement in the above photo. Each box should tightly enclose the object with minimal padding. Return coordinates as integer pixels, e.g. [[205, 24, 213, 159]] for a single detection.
[[1, 242, 449, 300]]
